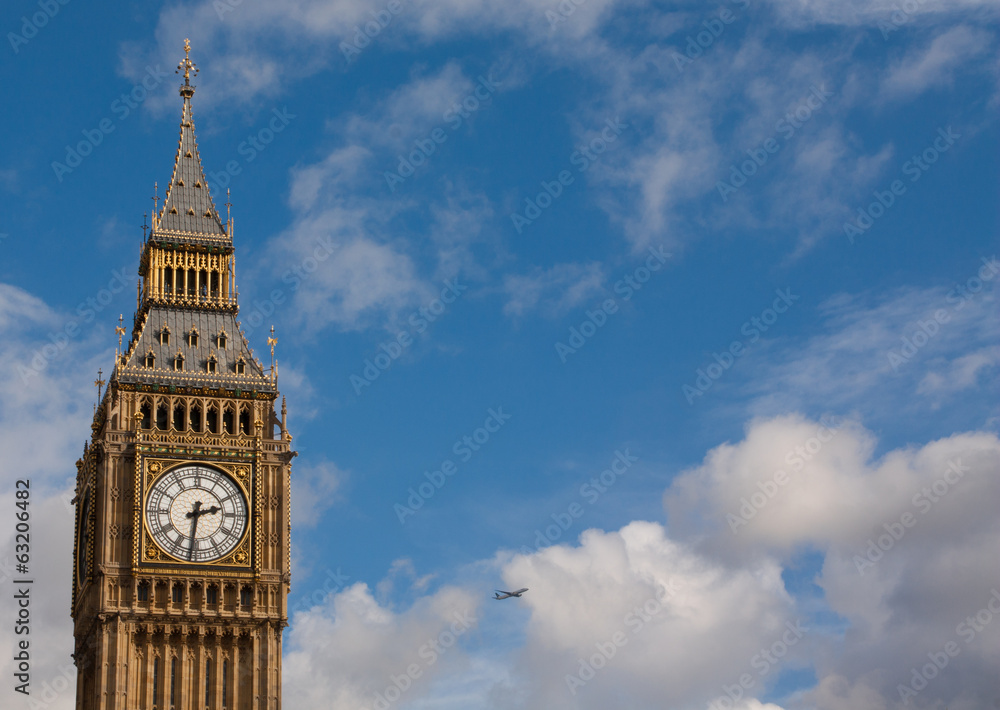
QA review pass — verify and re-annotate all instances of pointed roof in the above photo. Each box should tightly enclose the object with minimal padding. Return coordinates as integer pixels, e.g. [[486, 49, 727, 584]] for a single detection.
[[154, 40, 228, 241]]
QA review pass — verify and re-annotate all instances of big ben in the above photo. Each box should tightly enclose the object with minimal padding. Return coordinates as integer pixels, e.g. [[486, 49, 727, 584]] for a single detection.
[[71, 41, 293, 710]]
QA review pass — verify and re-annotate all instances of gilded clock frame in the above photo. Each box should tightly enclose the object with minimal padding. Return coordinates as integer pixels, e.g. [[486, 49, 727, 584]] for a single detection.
[[135, 456, 257, 571]]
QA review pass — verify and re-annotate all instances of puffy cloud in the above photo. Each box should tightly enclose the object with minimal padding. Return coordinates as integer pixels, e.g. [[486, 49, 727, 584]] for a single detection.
[[495, 522, 801, 709], [284, 581, 482, 709], [663, 414, 1000, 710]]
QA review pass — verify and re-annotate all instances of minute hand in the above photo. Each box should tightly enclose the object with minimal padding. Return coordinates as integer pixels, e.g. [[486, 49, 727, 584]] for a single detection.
[[186, 501, 203, 560]]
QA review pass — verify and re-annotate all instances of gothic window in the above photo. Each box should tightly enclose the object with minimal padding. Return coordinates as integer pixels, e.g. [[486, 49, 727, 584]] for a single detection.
[[171, 584, 183, 604], [155, 404, 168, 430], [172, 404, 185, 431], [188, 328, 199, 347], [170, 657, 177, 706], [187, 268, 196, 295], [239, 408, 251, 436], [164, 267, 173, 294], [174, 352, 184, 371], [223, 408, 234, 435], [218, 331, 227, 349], [206, 585, 218, 605], [159, 327, 170, 345], [211, 271, 220, 298], [152, 656, 160, 706], [240, 586, 252, 607], [137, 581, 149, 602], [207, 407, 218, 434], [235, 357, 246, 375], [144, 351, 156, 368], [207, 355, 218, 374], [205, 659, 212, 706], [140, 402, 152, 429], [189, 404, 202, 433]]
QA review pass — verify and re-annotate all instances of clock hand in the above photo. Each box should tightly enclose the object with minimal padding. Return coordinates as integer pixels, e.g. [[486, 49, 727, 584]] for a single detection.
[[187, 501, 202, 560]]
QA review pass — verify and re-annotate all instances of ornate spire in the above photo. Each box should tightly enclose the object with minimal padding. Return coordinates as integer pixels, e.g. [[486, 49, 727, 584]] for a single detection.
[[155, 40, 226, 240], [177, 38, 198, 96]]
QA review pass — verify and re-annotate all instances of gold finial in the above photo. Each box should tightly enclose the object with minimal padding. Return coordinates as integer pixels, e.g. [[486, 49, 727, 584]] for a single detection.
[[94, 368, 105, 404], [267, 325, 278, 378], [177, 39, 198, 86], [116, 314, 126, 358]]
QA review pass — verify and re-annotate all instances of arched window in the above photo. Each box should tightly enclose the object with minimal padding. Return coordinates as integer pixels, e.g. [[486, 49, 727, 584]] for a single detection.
[[144, 351, 156, 369], [189, 404, 202, 433], [170, 657, 177, 706], [172, 404, 185, 431], [140, 402, 152, 429], [207, 355, 218, 374], [152, 657, 160, 707], [155, 404, 168, 430], [174, 352, 184, 371], [223, 408, 234, 435], [206, 407, 218, 434], [218, 330, 227, 349], [159, 326, 170, 345], [164, 267, 173, 294], [235, 357, 246, 375], [188, 328, 199, 347], [239, 408, 251, 436], [205, 659, 212, 706]]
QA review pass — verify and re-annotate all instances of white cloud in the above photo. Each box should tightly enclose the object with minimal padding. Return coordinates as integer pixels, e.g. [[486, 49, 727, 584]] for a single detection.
[[663, 415, 1000, 710], [881, 25, 993, 100], [495, 521, 800, 709], [735, 272, 998, 418], [292, 458, 347, 526], [502, 262, 605, 318], [284, 581, 481, 710]]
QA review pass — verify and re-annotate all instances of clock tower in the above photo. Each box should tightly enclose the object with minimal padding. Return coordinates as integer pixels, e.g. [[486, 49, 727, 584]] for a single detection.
[[71, 42, 294, 710]]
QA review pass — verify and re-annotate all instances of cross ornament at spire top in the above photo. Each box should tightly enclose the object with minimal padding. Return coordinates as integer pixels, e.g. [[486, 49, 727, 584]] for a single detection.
[[177, 39, 198, 87]]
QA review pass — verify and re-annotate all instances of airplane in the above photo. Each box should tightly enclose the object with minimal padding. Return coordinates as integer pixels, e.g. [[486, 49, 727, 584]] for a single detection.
[[494, 588, 528, 600]]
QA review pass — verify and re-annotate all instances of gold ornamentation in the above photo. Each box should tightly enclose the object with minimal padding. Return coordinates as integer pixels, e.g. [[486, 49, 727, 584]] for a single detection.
[[145, 545, 160, 560], [234, 550, 248, 564], [148, 461, 161, 474], [235, 466, 249, 479]]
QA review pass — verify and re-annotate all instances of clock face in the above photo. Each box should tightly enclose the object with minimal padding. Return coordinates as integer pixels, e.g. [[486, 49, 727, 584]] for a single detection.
[[145, 464, 248, 563]]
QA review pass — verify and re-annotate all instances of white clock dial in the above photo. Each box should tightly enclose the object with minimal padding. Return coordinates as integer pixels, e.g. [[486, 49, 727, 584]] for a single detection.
[[145, 464, 248, 562]]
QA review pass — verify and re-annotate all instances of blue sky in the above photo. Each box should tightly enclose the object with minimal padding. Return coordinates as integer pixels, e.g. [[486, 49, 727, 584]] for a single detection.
[[1, 1, 998, 709]]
